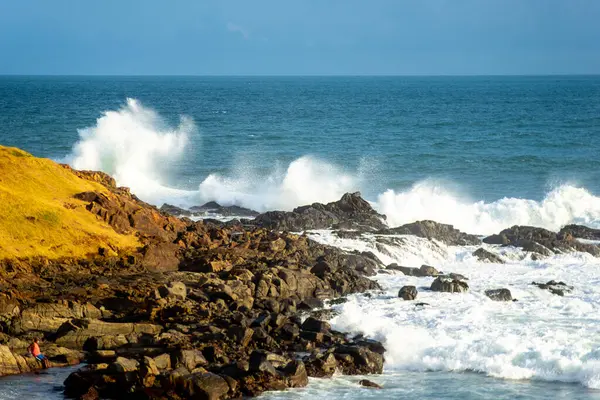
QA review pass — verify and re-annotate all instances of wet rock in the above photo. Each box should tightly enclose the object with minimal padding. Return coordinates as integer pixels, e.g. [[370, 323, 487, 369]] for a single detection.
[[398, 286, 417, 300], [559, 224, 600, 241], [430, 276, 469, 293], [160, 203, 191, 216], [334, 345, 384, 375], [282, 360, 308, 388], [386, 264, 440, 277], [484, 225, 600, 256], [531, 280, 573, 296], [305, 353, 337, 378], [473, 248, 505, 263], [250, 192, 387, 232], [359, 379, 382, 389], [379, 220, 480, 246], [485, 288, 513, 301]]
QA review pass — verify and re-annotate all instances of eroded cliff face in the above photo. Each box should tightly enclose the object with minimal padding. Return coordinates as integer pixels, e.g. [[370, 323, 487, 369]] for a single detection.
[[0, 147, 384, 398]]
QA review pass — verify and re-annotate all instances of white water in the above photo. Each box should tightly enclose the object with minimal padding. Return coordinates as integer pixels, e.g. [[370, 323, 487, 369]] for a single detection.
[[303, 230, 600, 391], [67, 99, 600, 235]]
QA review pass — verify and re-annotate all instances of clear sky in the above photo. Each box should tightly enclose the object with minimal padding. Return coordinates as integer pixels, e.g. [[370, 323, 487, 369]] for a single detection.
[[1, 0, 599, 75]]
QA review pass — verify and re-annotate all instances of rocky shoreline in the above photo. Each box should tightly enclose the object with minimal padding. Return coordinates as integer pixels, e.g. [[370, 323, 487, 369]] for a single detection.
[[1, 149, 599, 399]]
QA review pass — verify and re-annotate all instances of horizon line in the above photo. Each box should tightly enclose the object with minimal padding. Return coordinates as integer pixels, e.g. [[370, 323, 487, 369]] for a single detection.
[[1, 73, 600, 78]]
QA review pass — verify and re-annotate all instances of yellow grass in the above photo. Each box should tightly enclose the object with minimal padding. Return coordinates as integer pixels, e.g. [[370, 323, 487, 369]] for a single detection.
[[0, 146, 139, 260]]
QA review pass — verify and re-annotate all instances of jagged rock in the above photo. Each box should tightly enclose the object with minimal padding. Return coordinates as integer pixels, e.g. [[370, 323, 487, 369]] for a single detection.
[[379, 220, 480, 245], [398, 286, 417, 300], [485, 288, 513, 301], [305, 353, 337, 378], [430, 277, 469, 293], [473, 248, 505, 263], [484, 225, 600, 256], [282, 360, 308, 388], [250, 192, 387, 232], [386, 264, 440, 277], [155, 281, 187, 300], [301, 317, 331, 333], [559, 224, 600, 241], [359, 379, 382, 389], [334, 345, 384, 374], [531, 280, 573, 296], [107, 357, 139, 373], [175, 349, 208, 371], [177, 372, 230, 400]]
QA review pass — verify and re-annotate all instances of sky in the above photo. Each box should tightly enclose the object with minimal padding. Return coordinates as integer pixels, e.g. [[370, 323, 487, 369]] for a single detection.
[[1, 0, 599, 75]]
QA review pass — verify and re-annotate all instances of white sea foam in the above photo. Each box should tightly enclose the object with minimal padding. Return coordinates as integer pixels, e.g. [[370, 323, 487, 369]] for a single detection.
[[306, 230, 600, 390], [67, 98, 196, 205], [65, 99, 600, 235]]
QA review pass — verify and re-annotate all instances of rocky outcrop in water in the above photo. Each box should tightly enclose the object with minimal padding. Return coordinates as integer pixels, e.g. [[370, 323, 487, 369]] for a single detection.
[[559, 225, 600, 241], [485, 288, 513, 301], [531, 280, 573, 296], [473, 248, 505, 263], [386, 264, 440, 277], [430, 276, 469, 293], [249, 192, 387, 232], [398, 286, 418, 300], [378, 220, 481, 246], [483, 225, 600, 256]]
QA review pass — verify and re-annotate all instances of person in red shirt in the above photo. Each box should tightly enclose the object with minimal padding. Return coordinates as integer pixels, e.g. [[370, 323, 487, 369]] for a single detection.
[[28, 338, 49, 368]]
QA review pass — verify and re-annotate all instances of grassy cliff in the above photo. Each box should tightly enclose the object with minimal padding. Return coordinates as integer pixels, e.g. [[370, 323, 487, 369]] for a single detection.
[[0, 146, 139, 259]]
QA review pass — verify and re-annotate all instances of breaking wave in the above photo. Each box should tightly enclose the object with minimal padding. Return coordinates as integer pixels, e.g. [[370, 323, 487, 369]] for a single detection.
[[66, 99, 600, 234]]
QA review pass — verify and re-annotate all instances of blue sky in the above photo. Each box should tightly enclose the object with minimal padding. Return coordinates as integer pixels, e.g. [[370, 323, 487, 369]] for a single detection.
[[1, 0, 599, 75]]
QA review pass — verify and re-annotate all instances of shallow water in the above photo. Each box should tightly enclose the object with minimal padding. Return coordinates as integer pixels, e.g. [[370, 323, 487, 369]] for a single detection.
[[0, 365, 78, 400]]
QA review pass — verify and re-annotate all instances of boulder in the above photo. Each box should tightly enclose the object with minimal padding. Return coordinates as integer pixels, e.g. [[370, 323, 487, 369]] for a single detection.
[[485, 288, 513, 301], [282, 360, 308, 388], [430, 277, 469, 293], [305, 353, 337, 378], [473, 248, 505, 263], [333, 345, 384, 375], [301, 317, 331, 333], [398, 286, 417, 300], [177, 372, 230, 400], [359, 379, 382, 389], [559, 224, 600, 241], [155, 281, 187, 300], [175, 349, 208, 371]]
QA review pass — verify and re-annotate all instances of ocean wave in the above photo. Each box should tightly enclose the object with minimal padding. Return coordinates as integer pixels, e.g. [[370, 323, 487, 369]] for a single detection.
[[65, 99, 600, 234]]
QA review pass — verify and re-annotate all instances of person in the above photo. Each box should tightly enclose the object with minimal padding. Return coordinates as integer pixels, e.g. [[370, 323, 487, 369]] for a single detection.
[[28, 338, 50, 368]]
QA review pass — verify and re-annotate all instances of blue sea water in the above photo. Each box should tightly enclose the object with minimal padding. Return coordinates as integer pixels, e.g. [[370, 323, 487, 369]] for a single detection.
[[2, 76, 600, 399]]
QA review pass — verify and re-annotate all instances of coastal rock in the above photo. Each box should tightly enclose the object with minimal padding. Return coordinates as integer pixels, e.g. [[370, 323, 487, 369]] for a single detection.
[[250, 192, 387, 232], [386, 264, 440, 277], [379, 220, 481, 246], [473, 248, 505, 263], [189, 201, 259, 217], [398, 286, 418, 300], [485, 288, 513, 301], [333, 345, 384, 375], [559, 225, 600, 241], [484, 225, 600, 256], [430, 276, 469, 293], [359, 379, 382, 389], [531, 280, 573, 296], [301, 317, 331, 333]]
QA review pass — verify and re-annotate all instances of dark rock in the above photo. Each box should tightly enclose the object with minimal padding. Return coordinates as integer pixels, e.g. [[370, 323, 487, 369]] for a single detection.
[[485, 288, 513, 301], [190, 201, 259, 217], [531, 280, 573, 296], [473, 248, 505, 263], [177, 372, 230, 400], [484, 225, 600, 256], [334, 345, 384, 375], [250, 192, 387, 232], [379, 220, 481, 246], [559, 225, 600, 241], [398, 286, 417, 300], [430, 277, 469, 293], [386, 264, 440, 277], [282, 360, 308, 388], [301, 317, 331, 333], [359, 379, 382, 389], [305, 353, 337, 378]]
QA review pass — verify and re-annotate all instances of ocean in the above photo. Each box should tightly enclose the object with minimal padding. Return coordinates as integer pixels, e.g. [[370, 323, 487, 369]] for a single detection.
[[1, 75, 600, 399]]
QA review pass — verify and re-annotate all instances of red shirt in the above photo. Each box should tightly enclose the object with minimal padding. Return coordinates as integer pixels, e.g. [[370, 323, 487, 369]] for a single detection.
[[30, 342, 41, 357]]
